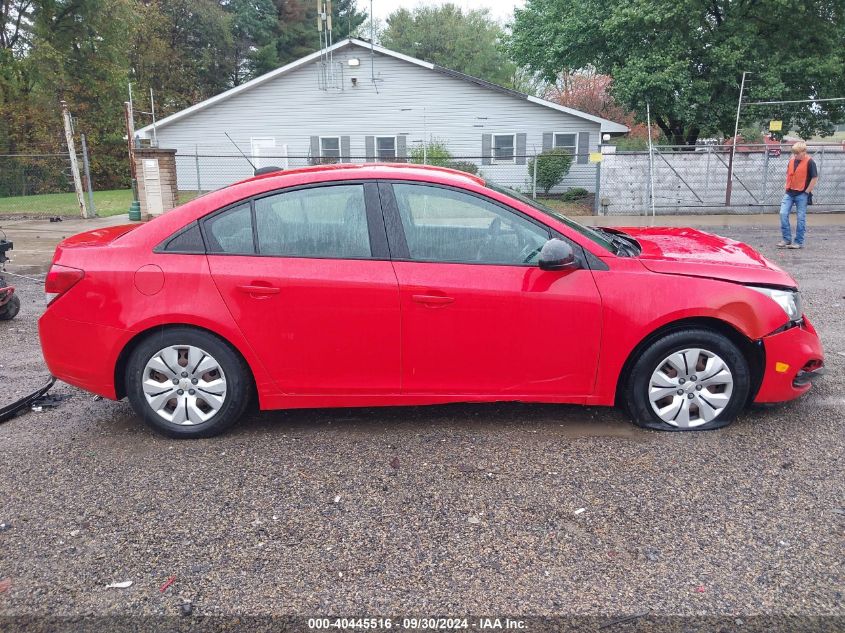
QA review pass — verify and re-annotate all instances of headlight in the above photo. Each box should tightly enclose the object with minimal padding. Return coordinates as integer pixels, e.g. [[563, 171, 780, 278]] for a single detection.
[[748, 286, 803, 323]]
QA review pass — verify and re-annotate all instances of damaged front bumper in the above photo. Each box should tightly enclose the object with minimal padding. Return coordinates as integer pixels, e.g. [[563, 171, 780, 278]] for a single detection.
[[754, 317, 825, 403]]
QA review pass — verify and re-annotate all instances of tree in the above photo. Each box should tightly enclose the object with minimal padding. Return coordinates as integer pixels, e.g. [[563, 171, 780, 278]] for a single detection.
[[382, 4, 516, 87], [528, 147, 572, 195], [510, 0, 845, 145], [544, 69, 633, 127]]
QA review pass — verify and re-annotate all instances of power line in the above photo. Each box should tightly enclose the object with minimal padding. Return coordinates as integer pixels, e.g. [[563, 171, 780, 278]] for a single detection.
[[745, 97, 845, 106]]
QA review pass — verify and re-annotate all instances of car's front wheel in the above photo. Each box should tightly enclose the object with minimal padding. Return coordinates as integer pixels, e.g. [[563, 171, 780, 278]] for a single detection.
[[624, 328, 751, 431], [125, 327, 252, 438]]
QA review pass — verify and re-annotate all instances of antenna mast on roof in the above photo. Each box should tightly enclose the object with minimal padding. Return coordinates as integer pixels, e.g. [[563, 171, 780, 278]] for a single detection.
[[317, 0, 338, 90]]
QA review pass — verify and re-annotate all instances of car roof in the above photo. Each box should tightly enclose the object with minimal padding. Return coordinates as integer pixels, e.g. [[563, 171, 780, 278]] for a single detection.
[[233, 162, 486, 188]]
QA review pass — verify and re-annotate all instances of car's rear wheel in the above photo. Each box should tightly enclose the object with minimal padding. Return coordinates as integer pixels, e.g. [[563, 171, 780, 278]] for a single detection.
[[624, 328, 750, 431], [0, 294, 20, 321], [126, 328, 251, 438]]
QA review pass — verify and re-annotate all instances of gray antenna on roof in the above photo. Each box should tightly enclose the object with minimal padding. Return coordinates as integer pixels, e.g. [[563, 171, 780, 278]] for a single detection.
[[224, 132, 257, 172]]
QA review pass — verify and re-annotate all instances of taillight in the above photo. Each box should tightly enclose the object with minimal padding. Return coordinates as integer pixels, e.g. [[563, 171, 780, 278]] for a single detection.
[[45, 264, 84, 304]]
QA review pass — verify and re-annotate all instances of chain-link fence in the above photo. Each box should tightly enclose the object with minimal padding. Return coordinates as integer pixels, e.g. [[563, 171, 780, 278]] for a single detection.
[[599, 143, 845, 215], [173, 150, 599, 205], [0, 150, 97, 216]]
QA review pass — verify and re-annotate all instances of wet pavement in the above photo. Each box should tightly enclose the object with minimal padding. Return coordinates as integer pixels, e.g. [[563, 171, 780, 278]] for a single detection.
[[0, 223, 843, 626]]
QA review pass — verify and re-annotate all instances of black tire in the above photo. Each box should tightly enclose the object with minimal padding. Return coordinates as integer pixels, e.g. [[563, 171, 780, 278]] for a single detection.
[[623, 328, 750, 431], [0, 294, 20, 321], [125, 327, 252, 438]]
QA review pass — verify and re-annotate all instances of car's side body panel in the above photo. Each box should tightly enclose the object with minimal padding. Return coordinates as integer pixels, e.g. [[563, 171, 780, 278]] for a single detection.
[[39, 247, 278, 403]]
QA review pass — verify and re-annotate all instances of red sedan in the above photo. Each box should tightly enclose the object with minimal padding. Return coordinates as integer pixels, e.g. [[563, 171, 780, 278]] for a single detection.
[[38, 164, 823, 437]]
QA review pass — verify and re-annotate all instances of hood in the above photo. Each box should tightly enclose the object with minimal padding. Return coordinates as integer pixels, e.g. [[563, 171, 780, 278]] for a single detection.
[[612, 227, 797, 287]]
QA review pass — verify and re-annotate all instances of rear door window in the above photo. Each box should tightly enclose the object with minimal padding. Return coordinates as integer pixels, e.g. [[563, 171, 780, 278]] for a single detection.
[[204, 203, 255, 254], [254, 184, 371, 258]]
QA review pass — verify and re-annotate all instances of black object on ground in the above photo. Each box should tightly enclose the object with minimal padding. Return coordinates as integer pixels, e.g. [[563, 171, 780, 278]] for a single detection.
[[0, 377, 57, 423]]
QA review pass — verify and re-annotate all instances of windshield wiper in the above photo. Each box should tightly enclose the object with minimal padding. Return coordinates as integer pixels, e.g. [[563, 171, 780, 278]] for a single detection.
[[590, 227, 637, 257]]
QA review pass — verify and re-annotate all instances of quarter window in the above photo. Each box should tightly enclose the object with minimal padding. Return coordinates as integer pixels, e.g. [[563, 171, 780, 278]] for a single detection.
[[376, 136, 396, 160], [392, 183, 549, 265], [492, 134, 516, 163], [254, 184, 371, 259], [320, 137, 341, 163], [204, 203, 254, 254]]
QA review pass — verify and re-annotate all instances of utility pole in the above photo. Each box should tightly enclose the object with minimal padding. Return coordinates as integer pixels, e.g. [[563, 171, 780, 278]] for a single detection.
[[80, 134, 97, 217], [124, 101, 142, 221], [725, 71, 749, 207], [61, 101, 90, 219]]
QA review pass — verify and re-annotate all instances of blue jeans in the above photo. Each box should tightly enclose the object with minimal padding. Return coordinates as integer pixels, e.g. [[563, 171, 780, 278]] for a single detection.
[[780, 192, 808, 245]]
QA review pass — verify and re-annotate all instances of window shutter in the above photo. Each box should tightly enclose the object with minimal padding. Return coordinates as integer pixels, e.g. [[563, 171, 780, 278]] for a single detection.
[[309, 136, 320, 165], [481, 134, 492, 165], [397, 134, 407, 161], [340, 136, 351, 163], [577, 132, 590, 164], [542, 132, 553, 152], [515, 133, 527, 165], [365, 136, 375, 162]]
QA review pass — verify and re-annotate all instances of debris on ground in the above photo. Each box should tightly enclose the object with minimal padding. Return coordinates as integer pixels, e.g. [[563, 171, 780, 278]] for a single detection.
[[467, 516, 481, 524], [105, 580, 133, 589], [333, 495, 341, 503], [389, 456, 400, 470], [31, 392, 71, 411], [0, 578, 11, 593], [0, 522, 11, 532], [160, 576, 176, 592], [574, 508, 586, 515], [180, 602, 193, 616]]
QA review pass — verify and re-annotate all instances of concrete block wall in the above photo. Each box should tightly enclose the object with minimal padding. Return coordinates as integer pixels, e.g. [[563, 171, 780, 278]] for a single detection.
[[599, 147, 845, 215]]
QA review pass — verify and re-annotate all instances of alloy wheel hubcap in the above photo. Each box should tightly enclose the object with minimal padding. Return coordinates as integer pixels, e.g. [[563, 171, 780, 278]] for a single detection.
[[648, 348, 733, 428], [142, 345, 227, 425]]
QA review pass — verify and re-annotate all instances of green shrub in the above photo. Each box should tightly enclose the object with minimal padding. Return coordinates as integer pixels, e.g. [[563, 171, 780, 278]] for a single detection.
[[561, 187, 589, 201], [409, 140, 452, 167], [528, 147, 573, 194], [446, 160, 479, 175]]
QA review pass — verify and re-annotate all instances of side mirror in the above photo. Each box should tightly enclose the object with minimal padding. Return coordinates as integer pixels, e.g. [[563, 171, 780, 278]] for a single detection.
[[538, 239, 579, 271]]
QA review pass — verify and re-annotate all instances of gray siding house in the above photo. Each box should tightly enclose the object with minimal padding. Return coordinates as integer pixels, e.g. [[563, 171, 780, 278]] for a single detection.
[[136, 39, 628, 192]]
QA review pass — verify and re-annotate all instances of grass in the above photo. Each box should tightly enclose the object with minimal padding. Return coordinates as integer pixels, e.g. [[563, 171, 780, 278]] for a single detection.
[[537, 197, 594, 216], [0, 189, 202, 217], [0, 189, 132, 217]]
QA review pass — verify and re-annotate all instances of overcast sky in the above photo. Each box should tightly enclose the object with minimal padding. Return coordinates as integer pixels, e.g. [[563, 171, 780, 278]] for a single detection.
[[367, 0, 526, 24]]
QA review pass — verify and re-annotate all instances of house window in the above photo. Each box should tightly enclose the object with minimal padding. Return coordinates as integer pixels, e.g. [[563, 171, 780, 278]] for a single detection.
[[376, 136, 396, 160], [553, 133, 578, 155], [492, 134, 516, 163], [320, 136, 341, 163]]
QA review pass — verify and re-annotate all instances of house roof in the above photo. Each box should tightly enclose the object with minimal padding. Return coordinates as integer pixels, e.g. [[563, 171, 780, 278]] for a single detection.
[[136, 39, 629, 137]]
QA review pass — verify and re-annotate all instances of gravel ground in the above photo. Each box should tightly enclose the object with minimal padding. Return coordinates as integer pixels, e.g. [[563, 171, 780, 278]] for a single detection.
[[0, 225, 843, 629]]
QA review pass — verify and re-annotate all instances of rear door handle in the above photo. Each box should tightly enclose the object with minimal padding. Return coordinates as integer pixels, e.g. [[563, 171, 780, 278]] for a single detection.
[[412, 294, 454, 306], [237, 284, 280, 296]]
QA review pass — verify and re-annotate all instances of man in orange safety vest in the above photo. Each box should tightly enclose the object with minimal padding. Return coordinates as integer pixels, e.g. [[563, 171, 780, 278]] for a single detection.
[[778, 141, 818, 249]]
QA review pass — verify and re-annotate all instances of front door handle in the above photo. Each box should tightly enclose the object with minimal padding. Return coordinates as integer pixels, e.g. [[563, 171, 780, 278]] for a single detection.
[[237, 284, 280, 297], [412, 294, 455, 306]]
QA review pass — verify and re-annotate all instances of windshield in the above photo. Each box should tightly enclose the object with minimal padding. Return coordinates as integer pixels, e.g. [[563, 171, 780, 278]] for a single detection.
[[488, 183, 615, 253]]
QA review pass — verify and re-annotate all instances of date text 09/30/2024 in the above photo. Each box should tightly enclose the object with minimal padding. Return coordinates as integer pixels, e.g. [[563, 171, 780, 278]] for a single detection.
[[307, 618, 526, 630]]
